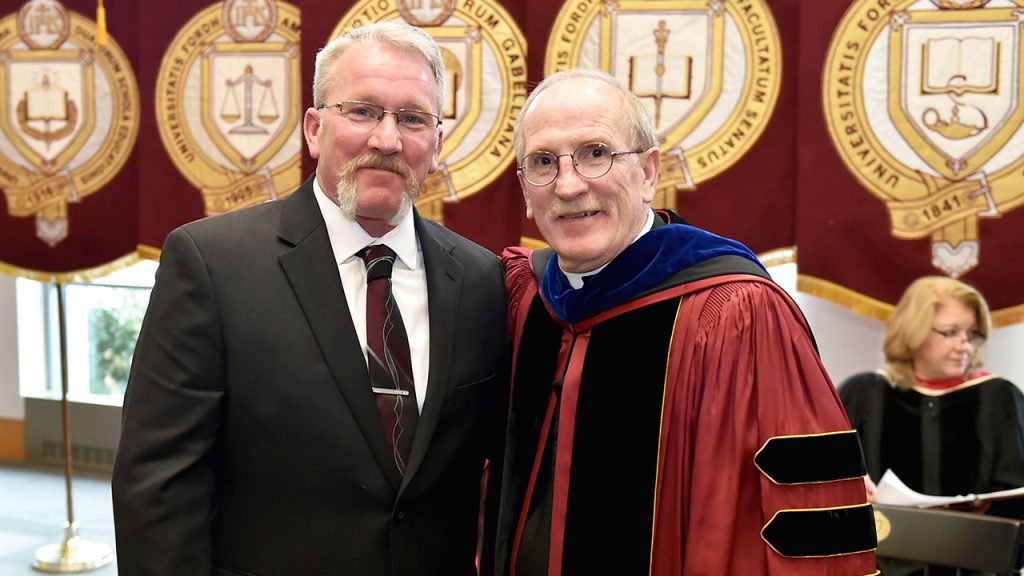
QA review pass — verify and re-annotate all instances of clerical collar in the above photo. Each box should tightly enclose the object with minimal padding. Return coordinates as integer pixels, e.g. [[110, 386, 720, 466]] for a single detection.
[[562, 209, 656, 289], [312, 176, 419, 270]]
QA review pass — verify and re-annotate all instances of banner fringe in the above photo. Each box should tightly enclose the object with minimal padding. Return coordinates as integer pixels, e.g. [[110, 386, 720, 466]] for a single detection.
[[96, 0, 107, 46], [0, 247, 158, 283], [798, 274, 1024, 328], [797, 275, 892, 322]]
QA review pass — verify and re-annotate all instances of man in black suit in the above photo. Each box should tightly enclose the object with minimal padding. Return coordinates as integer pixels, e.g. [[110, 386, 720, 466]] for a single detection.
[[112, 22, 507, 576]]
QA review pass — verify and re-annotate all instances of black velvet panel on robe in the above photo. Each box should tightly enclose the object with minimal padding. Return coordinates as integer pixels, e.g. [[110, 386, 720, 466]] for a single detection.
[[881, 383, 983, 496], [508, 296, 562, 576], [510, 294, 681, 575]]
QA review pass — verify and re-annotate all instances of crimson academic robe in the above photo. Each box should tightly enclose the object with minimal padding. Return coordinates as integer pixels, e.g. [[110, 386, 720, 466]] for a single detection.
[[495, 215, 877, 576]]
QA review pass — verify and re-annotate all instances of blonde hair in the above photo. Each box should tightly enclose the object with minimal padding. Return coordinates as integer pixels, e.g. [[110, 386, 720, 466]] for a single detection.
[[883, 276, 991, 389], [312, 22, 446, 115], [513, 68, 658, 163]]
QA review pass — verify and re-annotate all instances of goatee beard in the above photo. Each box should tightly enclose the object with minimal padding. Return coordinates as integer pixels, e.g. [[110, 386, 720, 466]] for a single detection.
[[335, 154, 422, 225]]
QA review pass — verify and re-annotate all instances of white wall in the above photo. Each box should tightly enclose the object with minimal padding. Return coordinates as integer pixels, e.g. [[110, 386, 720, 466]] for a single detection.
[[984, 324, 1024, 386], [0, 273, 22, 420], [797, 292, 885, 387], [765, 263, 1024, 389]]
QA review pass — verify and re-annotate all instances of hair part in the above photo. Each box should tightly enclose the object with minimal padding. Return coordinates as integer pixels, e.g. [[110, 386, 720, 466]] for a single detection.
[[513, 68, 658, 163], [312, 22, 446, 116], [883, 275, 991, 389]]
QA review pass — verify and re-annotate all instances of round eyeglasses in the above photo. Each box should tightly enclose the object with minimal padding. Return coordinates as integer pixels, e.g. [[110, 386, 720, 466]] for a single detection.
[[316, 100, 442, 132], [517, 142, 643, 187], [931, 327, 986, 348]]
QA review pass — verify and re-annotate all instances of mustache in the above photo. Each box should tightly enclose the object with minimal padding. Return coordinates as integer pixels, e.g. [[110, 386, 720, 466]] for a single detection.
[[334, 153, 422, 224], [551, 200, 603, 217], [343, 154, 415, 180]]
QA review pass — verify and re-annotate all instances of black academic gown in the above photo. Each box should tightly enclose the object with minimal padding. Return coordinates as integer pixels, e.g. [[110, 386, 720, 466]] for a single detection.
[[839, 371, 1024, 576], [839, 371, 1024, 499]]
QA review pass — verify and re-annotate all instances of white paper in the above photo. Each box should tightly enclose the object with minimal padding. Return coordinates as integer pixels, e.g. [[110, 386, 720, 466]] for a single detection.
[[874, 469, 1024, 508]]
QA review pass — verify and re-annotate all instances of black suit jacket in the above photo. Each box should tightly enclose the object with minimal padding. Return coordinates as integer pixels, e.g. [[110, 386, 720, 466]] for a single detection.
[[112, 176, 508, 576]]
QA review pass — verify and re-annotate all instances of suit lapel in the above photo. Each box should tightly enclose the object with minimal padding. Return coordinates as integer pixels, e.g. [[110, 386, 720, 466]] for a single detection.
[[401, 213, 463, 487], [277, 177, 403, 490]]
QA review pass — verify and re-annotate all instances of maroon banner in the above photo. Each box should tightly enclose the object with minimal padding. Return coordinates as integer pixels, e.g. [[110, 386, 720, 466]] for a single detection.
[[0, 0, 142, 279], [0, 0, 797, 280], [800, 0, 1024, 325], [0, 0, 528, 279], [671, 0, 800, 258]]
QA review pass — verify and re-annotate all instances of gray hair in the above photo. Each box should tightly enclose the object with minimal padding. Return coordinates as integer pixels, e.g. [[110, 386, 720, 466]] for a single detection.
[[514, 68, 658, 162], [312, 22, 446, 115]]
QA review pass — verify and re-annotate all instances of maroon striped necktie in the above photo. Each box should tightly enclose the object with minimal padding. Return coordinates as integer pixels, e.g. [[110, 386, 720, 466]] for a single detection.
[[358, 244, 418, 474]]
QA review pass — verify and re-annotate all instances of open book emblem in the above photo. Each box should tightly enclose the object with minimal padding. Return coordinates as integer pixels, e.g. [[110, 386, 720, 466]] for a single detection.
[[889, 10, 1024, 180]]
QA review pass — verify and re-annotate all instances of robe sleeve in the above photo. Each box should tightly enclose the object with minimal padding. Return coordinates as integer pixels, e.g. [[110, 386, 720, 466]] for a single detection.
[[989, 379, 1024, 493], [836, 372, 887, 483], [657, 279, 876, 575], [501, 246, 537, 344]]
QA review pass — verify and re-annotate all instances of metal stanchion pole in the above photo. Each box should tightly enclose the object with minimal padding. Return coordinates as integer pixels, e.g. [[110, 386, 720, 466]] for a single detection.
[[32, 281, 113, 573]]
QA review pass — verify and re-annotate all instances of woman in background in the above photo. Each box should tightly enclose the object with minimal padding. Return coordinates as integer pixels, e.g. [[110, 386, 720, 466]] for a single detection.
[[840, 275, 1024, 502], [839, 276, 1024, 575]]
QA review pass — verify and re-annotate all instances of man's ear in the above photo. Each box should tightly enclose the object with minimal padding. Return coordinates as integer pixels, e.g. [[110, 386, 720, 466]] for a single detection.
[[519, 173, 535, 220], [303, 108, 322, 159], [640, 147, 661, 204], [429, 127, 444, 174]]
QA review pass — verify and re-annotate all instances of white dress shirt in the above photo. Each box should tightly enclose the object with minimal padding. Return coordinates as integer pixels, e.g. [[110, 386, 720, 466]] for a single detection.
[[313, 178, 430, 413]]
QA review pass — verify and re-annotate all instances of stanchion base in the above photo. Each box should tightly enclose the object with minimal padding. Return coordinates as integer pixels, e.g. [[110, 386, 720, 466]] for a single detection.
[[32, 521, 113, 574]]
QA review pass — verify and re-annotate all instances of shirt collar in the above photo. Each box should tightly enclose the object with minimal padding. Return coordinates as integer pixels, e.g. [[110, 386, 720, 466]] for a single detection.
[[562, 208, 656, 289], [313, 176, 419, 269]]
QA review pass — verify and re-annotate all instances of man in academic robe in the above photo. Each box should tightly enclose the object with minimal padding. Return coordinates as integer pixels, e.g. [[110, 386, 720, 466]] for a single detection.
[[494, 69, 877, 575]]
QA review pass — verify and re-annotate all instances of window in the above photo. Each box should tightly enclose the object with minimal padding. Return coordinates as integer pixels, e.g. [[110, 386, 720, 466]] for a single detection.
[[17, 259, 156, 406]]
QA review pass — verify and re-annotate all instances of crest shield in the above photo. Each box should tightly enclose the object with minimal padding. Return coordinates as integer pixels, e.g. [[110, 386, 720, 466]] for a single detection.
[[0, 50, 94, 174], [889, 8, 1024, 180], [200, 43, 298, 174], [330, 0, 528, 222], [420, 26, 486, 206], [578, 1, 726, 147], [428, 27, 485, 163]]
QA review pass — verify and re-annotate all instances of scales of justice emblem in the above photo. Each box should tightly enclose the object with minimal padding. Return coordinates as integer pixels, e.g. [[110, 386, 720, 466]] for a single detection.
[[824, 0, 1024, 277], [218, 64, 279, 137], [330, 0, 527, 223], [156, 0, 302, 215], [545, 0, 783, 210], [0, 0, 139, 246]]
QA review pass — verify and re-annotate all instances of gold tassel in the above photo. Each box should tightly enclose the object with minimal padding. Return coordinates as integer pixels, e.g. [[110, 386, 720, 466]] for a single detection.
[[96, 0, 107, 46]]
